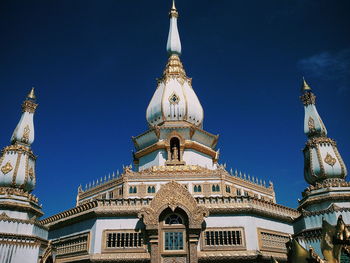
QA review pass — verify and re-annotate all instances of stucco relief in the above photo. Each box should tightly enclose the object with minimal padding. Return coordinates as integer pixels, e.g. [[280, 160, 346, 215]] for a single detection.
[[138, 181, 208, 229]]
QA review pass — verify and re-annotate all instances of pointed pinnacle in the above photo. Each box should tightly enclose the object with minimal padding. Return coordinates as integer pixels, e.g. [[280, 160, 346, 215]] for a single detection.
[[302, 77, 312, 92], [172, 0, 176, 10], [27, 87, 36, 100]]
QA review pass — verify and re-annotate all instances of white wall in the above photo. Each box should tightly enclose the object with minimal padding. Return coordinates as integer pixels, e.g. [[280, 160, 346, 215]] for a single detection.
[[205, 215, 293, 250]]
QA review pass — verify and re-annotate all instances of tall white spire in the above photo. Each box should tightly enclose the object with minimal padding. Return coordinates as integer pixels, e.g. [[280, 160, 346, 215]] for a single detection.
[[300, 79, 347, 185], [166, 0, 182, 56], [0, 88, 38, 192], [11, 87, 38, 146]]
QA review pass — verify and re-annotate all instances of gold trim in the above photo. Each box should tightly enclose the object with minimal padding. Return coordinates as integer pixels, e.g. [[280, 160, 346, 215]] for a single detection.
[[324, 152, 336, 167], [12, 152, 22, 186], [1, 162, 13, 174]]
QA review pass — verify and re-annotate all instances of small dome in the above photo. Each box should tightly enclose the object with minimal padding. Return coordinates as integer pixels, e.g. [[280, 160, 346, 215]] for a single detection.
[[146, 55, 203, 127]]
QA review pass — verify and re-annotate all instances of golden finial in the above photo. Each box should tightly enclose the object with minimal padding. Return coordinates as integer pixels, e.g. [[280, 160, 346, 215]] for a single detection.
[[27, 87, 36, 100], [302, 77, 312, 92], [169, 0, 178, 18]]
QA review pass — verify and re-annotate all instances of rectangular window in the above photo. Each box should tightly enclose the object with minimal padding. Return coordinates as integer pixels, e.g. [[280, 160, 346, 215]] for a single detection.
[[106, 231, 143, 249], [204, 229, 243, 248], [53, 233, 89, 256], [164, 232, 184, 250], [258, 228, 289, 252]]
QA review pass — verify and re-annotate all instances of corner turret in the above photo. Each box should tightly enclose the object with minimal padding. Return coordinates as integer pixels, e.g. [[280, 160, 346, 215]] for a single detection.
[[300, 79, 347, 185], [0, 88, 38, 192]]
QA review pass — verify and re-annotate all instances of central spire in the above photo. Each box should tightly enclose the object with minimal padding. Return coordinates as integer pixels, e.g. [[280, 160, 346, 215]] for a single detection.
[[166, 0, 182, 56]]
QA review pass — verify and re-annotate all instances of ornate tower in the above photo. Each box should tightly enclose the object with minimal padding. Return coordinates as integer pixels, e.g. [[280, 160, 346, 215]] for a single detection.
[[134, 0, 219, 171], [300, 78, 347, 185], [0, 89, 49, 263], [293, 79, 349, 257]]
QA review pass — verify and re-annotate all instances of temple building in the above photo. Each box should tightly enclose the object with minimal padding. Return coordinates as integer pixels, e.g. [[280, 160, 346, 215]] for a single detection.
[[0, 1, 348, 263]]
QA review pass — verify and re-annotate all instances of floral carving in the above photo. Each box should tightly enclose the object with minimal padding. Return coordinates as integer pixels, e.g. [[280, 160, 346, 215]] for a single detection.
[[1, 162, 13, 174], [22, 125, 30, 143], [324, 153, 337, 167], [138, 181, 208, 228]]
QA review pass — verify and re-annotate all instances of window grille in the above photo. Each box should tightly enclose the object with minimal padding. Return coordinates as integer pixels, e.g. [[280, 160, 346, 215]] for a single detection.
[[165, 214, 183, 225], [106, 232, 143, 248], [259, 229, 288, 252], [204, 230, 243, 247], [54, 233, 89, 256], [164, 232, 184, 250]]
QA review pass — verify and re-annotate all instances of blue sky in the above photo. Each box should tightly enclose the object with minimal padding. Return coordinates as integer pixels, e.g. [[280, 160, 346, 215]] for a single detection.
[[0, 0, 349, 217]]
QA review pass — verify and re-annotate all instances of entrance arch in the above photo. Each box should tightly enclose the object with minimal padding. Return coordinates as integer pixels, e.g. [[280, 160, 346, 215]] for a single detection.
[[138, 181, 209, 263]]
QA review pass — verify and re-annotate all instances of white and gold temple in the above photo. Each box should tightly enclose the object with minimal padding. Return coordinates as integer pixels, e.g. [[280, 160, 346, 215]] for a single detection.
[[0, 1, 349, 263]]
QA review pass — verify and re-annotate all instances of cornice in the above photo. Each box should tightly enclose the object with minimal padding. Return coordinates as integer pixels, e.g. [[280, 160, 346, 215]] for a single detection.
[[79, 177, 124, 199], [90, 252, 150, 262], [42, 196, 298, 229], [0, 186, 39, 203], [299, 192, 350, 210], [302, 178, 350, 197], [198, 250, 287, 261], [0, 231, 48, 247], [0, 212, 47, 230], [1, 144, 36, 160]]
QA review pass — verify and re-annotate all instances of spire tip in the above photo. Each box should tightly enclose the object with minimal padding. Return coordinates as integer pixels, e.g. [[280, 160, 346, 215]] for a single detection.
[[301, 77, 312, 92], [27, 87, 36, 100]]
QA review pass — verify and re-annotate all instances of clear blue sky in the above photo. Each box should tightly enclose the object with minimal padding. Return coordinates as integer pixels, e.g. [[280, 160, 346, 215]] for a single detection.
[[0, 0, 349, 217]]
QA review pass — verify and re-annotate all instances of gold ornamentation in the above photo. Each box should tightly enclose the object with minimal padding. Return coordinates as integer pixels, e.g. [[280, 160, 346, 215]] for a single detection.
[[138, 181, 209, 228], [27, 87, 36, 100], [300, 92, 316, 106], [28, 167, 34, 180], [1, 162, 13, 174], [22, 100, 38, 113], [160, 55, 189, 85], [324, 153, 337, 167], [169, 92, 180, 105], [22, 125, 30, 143], [308, 116, 315, 131]]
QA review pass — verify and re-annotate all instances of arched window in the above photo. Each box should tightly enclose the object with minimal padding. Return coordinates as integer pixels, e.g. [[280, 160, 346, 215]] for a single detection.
[[212, 184, 220, 192], [194, 185, 202, 193], [165, 214, 183, 225], [170, 137, 181, 161], [129, 186, 137, 194], [148, 186, 156, 193]]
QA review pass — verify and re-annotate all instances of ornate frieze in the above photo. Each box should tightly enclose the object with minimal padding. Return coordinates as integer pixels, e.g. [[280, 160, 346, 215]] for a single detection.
[[138, 181, 209, 229], [300, 92, 316, 106]]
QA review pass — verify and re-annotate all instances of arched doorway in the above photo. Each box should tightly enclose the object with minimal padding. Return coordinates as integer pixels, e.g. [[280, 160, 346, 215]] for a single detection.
[[159, 208, 189, 262], [138, 181, 209, 263]]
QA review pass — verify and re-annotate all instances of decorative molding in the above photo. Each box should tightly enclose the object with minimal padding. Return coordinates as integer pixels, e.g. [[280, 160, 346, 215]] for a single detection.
[[300, 92, 316, 106], [22, 100, 38, 113], [138, 181, 209, 229]]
